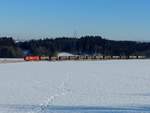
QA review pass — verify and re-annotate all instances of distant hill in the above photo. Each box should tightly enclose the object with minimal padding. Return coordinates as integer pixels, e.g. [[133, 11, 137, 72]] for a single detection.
[[0, 36, 150, 58]]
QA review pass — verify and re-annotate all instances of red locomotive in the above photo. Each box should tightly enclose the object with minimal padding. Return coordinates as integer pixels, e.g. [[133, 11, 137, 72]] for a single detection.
[[24, 56, 40, 61]]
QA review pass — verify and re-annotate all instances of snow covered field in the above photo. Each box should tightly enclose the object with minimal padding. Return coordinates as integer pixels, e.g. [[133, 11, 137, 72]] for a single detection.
[[0, 59, 150, 108], [0, 58, 24, 64]]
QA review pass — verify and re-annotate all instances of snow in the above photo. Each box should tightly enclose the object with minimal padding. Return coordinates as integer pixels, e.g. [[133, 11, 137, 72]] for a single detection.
[[57, 52, 75, 56], [0, 58, 24, 64], [0, 60, 150, 107]]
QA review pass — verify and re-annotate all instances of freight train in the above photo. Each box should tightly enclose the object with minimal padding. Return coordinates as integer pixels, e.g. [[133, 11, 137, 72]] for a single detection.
[[24, 55, 146, 61]]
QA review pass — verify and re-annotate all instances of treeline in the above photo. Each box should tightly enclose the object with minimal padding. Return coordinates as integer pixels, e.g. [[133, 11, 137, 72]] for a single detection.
[[0, 37, 22, 58], [0, 36, 150, 58]]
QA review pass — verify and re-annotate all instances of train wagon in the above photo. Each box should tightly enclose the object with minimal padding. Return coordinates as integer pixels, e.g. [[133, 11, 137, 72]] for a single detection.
[[68, 56, 78, 60], [129, 56, 137, 59], [120, 56, 128, 59], [78, 56, 87, 60], [112, 56, 120, 59], [49, 56, 58, 61], [138, 56, 146, 59], [40, 56, 49, 60], [104, 56, 112, 60], [58, 56, 69, 60], [94, 56, 104, 60]]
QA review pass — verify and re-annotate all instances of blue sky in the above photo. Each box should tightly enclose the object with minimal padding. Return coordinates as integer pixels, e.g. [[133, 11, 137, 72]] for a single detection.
[[0, 0, 150, 40]]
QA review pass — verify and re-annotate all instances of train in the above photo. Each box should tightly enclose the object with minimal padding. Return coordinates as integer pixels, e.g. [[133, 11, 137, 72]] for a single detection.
[[24, 55, 146, 61]]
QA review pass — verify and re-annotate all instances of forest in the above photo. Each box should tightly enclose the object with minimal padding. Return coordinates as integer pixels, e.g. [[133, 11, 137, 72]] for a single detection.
[[0, 36, 150, 58]]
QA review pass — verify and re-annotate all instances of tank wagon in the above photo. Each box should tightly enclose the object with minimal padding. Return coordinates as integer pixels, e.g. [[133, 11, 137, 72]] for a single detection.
[[24, 55, 146, 61], [40, 56, 49, 60]]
